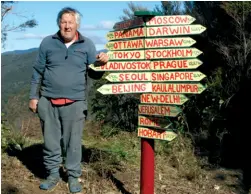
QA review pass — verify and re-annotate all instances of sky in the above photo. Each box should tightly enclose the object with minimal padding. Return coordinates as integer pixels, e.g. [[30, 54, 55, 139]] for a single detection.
[[2, 1, 161, 52]]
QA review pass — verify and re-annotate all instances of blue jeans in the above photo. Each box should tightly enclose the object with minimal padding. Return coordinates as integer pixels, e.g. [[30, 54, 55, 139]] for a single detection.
[[37, 96, 86, 178]]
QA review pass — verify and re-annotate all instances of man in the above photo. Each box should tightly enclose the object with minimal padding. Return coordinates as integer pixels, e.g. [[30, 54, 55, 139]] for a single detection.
[[29, 7, 108, 193]]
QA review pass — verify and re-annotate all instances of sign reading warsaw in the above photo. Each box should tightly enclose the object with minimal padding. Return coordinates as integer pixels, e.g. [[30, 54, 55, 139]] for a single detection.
[[138, 104, 181, 117], [140, 94, 188, 105], [105, 37, 196, 51], [105, 71, 206, 82], [138, 127, 177, 141], [97, 82, 152, 95], [145, 15, 196, 26]]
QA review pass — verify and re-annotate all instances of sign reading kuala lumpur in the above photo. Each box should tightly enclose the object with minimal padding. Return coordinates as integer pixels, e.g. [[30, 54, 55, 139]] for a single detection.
[[91, 13, 207, 142]]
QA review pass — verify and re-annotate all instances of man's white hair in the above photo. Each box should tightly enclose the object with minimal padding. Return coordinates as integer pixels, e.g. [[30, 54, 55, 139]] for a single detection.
[[57, 7, 82, 27]]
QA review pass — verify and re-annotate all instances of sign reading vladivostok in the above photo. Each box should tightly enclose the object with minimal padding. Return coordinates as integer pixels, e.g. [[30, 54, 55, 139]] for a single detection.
[[89, 59, 203, 71]]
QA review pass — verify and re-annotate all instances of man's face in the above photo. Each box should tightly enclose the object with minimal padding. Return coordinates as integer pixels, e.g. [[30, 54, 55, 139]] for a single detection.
[[59, 13, 78, 42]]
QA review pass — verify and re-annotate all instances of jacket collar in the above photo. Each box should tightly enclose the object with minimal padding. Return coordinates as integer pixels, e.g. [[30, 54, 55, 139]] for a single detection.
[[52, 31, 85, 43]]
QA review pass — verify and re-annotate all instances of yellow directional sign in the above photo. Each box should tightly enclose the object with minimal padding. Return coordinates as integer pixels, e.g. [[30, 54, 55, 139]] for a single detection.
[[138, 104, 181, 117], [138, 115, 173, 129], [107, 50, 145, 60], [145, 15, 196, 26], [106, 27, 146, 41], [144, 37, 196, 48], [138, 127, 177, 141], [105, 39, 145, 51], [105, 37, 196, 51], [97, 82, 152, 95], [105, 71, 206, 82], [140, 93, 188, 105], [146, 25, 206, 37], [89, 61, 151, 71], [150, 59, 202, 70], [152, 83, 206, 94], [145, 48, 202, 59]]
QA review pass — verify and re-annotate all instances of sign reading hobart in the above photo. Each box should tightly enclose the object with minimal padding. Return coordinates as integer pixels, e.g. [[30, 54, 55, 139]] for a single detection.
[[138, 127, 177, 141]]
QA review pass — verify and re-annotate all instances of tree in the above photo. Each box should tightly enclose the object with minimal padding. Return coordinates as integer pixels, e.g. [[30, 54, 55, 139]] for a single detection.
[[154, 1, 183, 15], [1, 1, 38, 48], [119, 1, 148, 21]]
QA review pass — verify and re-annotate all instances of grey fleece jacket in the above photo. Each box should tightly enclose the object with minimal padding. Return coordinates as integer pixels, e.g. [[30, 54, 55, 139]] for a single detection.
[[29, 31, 104, 101]]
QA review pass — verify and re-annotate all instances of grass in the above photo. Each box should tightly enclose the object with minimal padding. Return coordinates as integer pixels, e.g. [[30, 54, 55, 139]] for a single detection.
[[1, 118, 248, 194]]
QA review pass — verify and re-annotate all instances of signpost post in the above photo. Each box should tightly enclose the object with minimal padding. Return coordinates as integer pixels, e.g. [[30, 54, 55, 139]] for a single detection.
[[91, 10, 207, 194]]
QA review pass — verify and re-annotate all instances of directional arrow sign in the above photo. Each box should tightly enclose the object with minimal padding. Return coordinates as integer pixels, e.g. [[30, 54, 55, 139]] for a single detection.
[[152, 83, 206, 94], [106, 27, 145, 41], [145, 48, 202, 59], [89, 61, 151, 71], [140, 93, 188, 105], [138, 115, 173, 129], [145, 37, 196, 48], [145, 15, 196, 26], [105, 37, 196, 51], [138, 104, 181, 117], [146, 25, 206, 37], [105, 71, 206, 82], [97, 82, 152, 95], [150, 59, 202, 70], [113, 17, 144, 30], [105, 39, 145, 51], [107, 50, 145, 60], [89, 59, 203, 71], [138, 127, 177, 141]]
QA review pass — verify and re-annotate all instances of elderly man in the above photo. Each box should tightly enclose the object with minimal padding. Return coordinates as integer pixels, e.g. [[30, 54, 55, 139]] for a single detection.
[[29, 7, 108, 193]]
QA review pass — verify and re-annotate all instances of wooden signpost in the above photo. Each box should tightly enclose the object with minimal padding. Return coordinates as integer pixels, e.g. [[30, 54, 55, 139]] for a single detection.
[[92, 11, 207, 194]]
